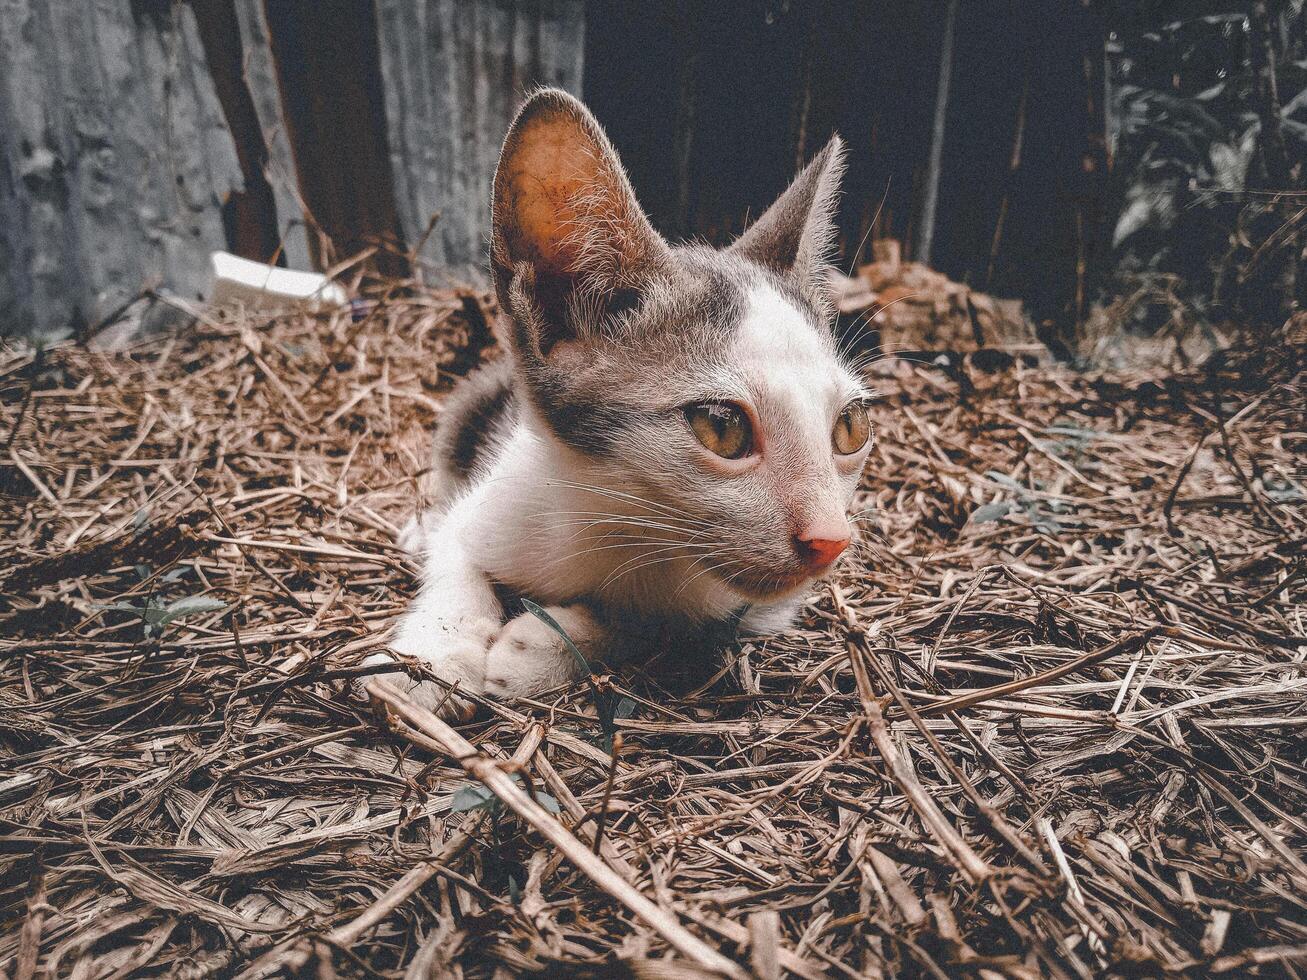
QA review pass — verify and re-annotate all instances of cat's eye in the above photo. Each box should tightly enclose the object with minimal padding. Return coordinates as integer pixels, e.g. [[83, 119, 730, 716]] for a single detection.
[[685, 402, 754, 460], [833, 402, 872, 455]]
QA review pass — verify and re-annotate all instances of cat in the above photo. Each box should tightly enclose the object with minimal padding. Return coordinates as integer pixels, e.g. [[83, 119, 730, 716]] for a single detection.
[[378, 88, 873, 716]]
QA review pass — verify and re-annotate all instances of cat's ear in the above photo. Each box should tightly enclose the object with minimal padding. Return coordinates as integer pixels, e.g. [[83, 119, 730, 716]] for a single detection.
[[491, 89, 669, 357], [729, 135, 845, 293]]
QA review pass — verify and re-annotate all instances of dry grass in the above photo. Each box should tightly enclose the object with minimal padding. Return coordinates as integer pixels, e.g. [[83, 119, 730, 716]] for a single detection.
[[0, 280, 1304, 978]]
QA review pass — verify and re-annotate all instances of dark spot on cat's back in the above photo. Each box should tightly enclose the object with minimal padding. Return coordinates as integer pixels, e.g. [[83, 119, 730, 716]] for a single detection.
[[451, 381, 512, 473], [433, 358, 518, 489]]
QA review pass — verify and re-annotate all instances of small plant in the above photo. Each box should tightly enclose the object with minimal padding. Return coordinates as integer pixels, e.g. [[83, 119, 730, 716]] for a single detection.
[[969, 470, 1072, 535], [449, 776, 559, 816], [102, 594, 227, 640]]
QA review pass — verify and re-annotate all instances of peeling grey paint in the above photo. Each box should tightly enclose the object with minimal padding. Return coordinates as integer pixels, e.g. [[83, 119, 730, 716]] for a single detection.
[[0, 0, 242, 341], [0, 0, 584, 340]]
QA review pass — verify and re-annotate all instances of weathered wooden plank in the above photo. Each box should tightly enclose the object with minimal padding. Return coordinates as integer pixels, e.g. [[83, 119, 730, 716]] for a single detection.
[[373, 0, 584, 277], [231, 0, 311, 269], [0, 0, 242, 341]]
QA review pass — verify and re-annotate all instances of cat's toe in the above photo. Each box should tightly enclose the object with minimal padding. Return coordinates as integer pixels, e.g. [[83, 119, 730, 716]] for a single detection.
[[483, 610, 588, 700]]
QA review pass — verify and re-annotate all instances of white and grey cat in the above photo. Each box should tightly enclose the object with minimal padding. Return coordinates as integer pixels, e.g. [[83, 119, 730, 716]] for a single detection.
[[380, 88, 873, 715]]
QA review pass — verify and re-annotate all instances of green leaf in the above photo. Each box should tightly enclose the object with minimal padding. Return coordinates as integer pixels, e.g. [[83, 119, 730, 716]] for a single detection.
[[161, 595, 227, 621], [984, 471, 1027, 494], [1023, 501, 1063, 535], [521, 599, 629, 757], [1042, 425, 1107, 440], [449, 779, 559, 816], [450, 783, 498, 814], [1266, 484, 1305, 503], [970, 501, 1013, 523], [143, 604, 173, 626], [522, 599, 591, 676], [163, 595, 227, 616]]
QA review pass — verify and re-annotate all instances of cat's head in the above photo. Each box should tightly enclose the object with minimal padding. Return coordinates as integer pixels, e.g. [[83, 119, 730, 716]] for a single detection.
[[491, 89, 871, 604]]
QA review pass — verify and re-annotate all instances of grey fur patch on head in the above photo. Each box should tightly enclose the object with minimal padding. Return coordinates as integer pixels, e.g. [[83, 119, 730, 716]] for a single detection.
[[520, 246, 751, 456]]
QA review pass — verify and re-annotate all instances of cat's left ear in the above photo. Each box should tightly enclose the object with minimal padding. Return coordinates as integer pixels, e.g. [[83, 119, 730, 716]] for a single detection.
[[491, 89, 670, 359], [729, 135, 846, 296]]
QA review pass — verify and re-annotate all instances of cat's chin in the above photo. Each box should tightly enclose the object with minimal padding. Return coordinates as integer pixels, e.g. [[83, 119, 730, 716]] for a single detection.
[[725, 568, 816, 603]]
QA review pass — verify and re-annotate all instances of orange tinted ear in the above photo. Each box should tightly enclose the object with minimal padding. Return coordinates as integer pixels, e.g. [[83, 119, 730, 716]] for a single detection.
[[492, 90, 667, 353]]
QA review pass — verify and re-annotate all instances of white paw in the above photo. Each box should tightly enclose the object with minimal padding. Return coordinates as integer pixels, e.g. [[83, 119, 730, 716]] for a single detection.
[[369, 616, 499, 719], [483, 606, 593, 700]]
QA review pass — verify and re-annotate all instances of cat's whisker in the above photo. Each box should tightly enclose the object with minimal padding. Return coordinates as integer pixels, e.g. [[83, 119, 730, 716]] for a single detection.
[[538, 517, 712, 538], [836, 308, 882, 361], [600, 544, 732, 592], [532, 515, 708, 538], [573, 543, 715, 587], [848, 343, 941, 373], [536, 506, 704, 523], [524, 507, 710, 533], [674, 550, 756, 599], [544, 480, 707, 524], [529, 533, 718, 578], [670, 553, 728, 599]]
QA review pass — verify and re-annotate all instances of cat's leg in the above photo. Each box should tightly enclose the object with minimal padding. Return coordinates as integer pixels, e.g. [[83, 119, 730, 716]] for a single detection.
[[374, 510, 503, 717], [483, 604, 634, 700]]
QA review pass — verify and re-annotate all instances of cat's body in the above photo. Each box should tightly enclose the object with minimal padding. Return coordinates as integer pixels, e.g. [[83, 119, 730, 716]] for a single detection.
[[380, 89, 872, 713]]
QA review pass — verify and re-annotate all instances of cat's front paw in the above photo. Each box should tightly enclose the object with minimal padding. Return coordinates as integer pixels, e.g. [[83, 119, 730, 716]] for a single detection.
[[368, 617, 498, 720], [483, 606, 595, 700]]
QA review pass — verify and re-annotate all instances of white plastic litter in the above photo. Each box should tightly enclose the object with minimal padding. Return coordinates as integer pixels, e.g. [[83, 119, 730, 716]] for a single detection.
[[208, 251, 347, 313]]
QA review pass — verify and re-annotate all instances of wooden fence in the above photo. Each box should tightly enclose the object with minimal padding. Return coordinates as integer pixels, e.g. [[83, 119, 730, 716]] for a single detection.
[[1, 1, 1108, 343], [0, 0, 583, 340]]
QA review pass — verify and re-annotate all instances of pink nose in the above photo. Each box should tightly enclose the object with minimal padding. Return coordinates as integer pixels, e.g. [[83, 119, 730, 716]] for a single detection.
[[793, 531, 850, 571]]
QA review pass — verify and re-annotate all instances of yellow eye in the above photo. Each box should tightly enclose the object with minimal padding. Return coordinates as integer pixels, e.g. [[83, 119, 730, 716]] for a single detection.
[[686, 402, 754, 460], [833, 401, 871, 455]]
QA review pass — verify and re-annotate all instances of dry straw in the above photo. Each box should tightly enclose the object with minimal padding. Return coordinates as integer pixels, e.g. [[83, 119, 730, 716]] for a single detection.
[[0, 277, 1303, 977]]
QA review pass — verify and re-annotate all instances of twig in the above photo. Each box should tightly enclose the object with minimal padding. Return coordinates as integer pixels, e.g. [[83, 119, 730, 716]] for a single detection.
[[365, 677, 748, 979], [325, 724, 544, 948]]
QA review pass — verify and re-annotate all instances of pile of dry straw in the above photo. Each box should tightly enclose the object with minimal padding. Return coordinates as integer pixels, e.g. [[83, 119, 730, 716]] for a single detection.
[[1, 277, 1303, 978]]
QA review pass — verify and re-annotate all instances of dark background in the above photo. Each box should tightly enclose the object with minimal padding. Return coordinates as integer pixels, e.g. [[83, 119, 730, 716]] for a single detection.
[[585, 1, 1106, 339], [3, 0, 1304, 349]]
